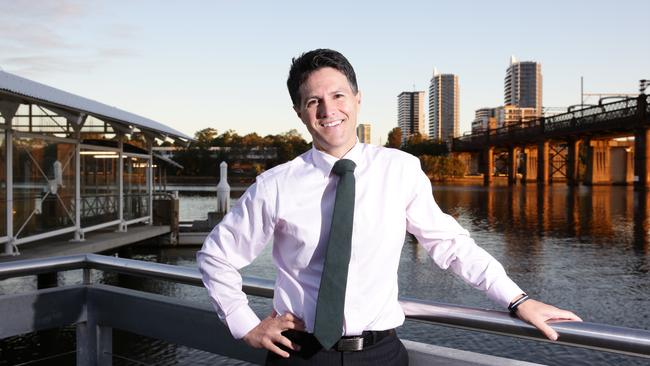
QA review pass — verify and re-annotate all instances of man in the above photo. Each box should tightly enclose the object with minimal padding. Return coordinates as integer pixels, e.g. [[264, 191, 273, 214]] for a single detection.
[[197, 49, 581, 365]]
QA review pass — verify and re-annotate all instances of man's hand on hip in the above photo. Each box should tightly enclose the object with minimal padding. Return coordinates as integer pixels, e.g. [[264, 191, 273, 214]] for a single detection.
[[242, 310, 306, 358], [515, 299, 582, 341]]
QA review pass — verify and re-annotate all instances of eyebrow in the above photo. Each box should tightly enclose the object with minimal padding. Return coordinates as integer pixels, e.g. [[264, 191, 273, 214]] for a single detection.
[[306, 89, 347, 100]]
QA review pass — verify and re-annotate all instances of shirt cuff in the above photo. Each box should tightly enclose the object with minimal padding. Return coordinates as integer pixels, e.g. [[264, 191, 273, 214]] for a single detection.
[[225, 305, 261, 339], [487, 277, 525, 309]]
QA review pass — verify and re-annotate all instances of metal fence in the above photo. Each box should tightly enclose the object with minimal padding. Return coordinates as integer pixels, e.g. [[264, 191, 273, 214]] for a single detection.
[[1, 254, 649, 365]]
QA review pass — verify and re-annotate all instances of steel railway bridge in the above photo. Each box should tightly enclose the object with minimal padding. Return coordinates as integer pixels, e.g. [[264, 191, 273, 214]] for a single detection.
[[452, 94, 650, 188]]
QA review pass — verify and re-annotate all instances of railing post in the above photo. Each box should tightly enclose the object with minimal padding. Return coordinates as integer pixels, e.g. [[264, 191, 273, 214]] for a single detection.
[[77, 291, 113, 366], [5, 125, 14, 255], [117, 134, 126, 232], [76, 322, 113, 366], [147, 137, 154, 226], [1, 101, 19, 255], [73, 129, 84, 241]]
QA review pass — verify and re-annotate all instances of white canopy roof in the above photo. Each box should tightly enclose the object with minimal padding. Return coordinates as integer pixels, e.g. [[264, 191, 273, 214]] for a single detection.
[[0, 70, 192, 141]]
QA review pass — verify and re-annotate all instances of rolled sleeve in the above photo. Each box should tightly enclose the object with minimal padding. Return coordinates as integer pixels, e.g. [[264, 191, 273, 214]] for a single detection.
[[404, 157, 524, 309], [197, 177, 276, 338]]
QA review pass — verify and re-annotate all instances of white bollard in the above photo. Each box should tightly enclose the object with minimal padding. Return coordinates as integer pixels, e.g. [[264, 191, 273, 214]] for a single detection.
[[216, 161, 231, 214]]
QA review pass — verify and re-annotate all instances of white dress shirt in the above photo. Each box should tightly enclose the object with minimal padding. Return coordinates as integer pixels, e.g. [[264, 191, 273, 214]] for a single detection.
[[197, 142, 523, 339]]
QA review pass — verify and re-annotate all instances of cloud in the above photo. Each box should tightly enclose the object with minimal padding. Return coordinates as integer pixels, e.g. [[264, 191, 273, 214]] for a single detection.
[[97, 47, 140, 59], [0, 0, 87, 21], [105, 24, 139, 40], [0, 0, 86, 53], [0, 23, 74, 49], [1, 55, 95, 76], [0, 1, 139, 76]]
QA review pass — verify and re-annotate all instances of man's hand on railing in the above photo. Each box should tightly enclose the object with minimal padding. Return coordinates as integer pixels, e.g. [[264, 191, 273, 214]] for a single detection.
[[514, 298, 583, 341], [242, 310, 305, 358]]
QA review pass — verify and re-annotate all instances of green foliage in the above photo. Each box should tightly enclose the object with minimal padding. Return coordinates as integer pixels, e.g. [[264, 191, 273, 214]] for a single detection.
[[173, 128, 310, 177], [385, 127, 402, 148], [194, 127, 218, 148], [418, 155, 466, 181], [266, 129, 310, 166], [179, 126, 462, 180], [384, 129, 461, 179], [402, 134, 448, 157]]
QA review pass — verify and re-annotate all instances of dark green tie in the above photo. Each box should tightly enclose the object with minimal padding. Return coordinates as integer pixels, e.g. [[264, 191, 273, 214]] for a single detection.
[[313, 158, 357, 349]]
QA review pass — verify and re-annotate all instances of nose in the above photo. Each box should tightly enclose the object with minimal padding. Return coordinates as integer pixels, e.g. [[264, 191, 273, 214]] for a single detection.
[[317, 98, 335, 119]]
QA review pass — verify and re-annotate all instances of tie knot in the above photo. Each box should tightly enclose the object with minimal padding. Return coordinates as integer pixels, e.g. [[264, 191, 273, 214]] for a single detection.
[[332, 159, 356, 176]]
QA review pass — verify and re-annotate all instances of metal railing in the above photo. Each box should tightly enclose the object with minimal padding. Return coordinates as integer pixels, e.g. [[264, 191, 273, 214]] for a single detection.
[[1, 253, 649, 360], [452, 94, 648, 151]]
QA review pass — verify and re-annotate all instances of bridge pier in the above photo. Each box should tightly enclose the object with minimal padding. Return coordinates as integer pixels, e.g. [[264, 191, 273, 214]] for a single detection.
[[584, 139, 611, 185], [634, 94, 650, 190], [469, 152, 481, 175], [567, 139, 581, 186], [537, 142, 549, 184], [507, 146, 517, 185], [634, 128, 650, 190], [523, 147, 537, 182], [483, 147, 493, 186]]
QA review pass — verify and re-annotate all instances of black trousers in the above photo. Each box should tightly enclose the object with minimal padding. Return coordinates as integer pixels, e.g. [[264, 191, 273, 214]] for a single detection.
[[265, 330, 409, 366]]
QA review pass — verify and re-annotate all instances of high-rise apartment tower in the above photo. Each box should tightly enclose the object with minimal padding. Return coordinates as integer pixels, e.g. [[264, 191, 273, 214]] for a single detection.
[[429, 69, 459, 143], [504, 56, 542, 116], [356, 123, 371, 144], [397, 91, 425, 145]]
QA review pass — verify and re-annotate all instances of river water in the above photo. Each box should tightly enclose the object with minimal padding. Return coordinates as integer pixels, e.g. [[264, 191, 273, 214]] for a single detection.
[[2, 183, 649, 365]]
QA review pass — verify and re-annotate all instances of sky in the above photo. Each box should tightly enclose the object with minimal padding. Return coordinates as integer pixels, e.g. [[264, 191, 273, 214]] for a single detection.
[[1, 0, 648, 145]]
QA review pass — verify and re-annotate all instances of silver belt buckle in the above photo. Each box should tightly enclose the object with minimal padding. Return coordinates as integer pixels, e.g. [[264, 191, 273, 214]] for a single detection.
[[336, 337, 364, 351]]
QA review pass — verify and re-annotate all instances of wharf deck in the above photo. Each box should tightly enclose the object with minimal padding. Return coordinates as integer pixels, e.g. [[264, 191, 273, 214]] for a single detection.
[[0, 225, 170, 263]]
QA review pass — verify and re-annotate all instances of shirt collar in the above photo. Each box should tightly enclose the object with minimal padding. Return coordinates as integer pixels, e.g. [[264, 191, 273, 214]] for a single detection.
[[310, 141, 363, 177]]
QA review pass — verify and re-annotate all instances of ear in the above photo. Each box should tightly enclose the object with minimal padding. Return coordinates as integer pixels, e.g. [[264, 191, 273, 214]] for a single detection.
[[356, 91, 362, 110], [293, 105, 302, 119]]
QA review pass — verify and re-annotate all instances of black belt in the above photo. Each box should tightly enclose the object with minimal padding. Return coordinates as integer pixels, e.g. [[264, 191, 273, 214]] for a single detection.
[[283, 329, 396, 352], [334, 329, 396, 351]]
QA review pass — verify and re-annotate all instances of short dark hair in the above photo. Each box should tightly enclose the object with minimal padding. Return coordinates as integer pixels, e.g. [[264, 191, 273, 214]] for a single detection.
[[287, 49, 358, 107]]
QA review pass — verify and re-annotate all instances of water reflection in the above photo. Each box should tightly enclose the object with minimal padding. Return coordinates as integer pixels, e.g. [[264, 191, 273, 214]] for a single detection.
[[433, 184, 649, 255], [432, 185, 649, 301], [2, 185, 650, 365], [421, 184, 650, 365]]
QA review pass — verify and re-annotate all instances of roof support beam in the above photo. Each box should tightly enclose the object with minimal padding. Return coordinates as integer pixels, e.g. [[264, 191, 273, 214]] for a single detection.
[[0, 100, 19, 122], [41, 104, 88, 127], [107, 120, 133, 135]]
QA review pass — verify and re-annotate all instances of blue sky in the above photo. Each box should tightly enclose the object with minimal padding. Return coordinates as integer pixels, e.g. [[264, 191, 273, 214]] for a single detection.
[[1, 0, 648, 145]]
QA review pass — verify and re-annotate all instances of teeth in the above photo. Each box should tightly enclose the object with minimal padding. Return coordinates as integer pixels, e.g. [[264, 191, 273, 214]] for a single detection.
[[321, 120, 342, 127]]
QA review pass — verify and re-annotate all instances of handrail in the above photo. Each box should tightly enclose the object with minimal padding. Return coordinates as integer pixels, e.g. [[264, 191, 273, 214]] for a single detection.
[[452, 95, 642, 147], [1, 254, 648, 359]]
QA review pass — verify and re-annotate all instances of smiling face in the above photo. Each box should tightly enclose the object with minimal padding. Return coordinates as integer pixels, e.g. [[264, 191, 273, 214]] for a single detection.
[[294, 67, 361, 158]]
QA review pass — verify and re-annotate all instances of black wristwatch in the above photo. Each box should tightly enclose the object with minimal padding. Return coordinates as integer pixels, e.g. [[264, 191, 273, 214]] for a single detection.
[[508, 293, 530, 314]]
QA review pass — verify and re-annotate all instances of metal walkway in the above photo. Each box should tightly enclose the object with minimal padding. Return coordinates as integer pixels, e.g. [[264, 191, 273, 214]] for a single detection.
[[0, 225, 170, 263]]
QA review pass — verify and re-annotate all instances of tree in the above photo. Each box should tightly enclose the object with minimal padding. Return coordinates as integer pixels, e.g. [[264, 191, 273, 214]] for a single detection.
[[266, 129, 310, 166], [242, 133, 266, 148], [418, 155, 466, 181], [213, 129, 239, 147], [385, 127, 402, 148], [194, 128, 218, 148], [403, 135, 448, 157]]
